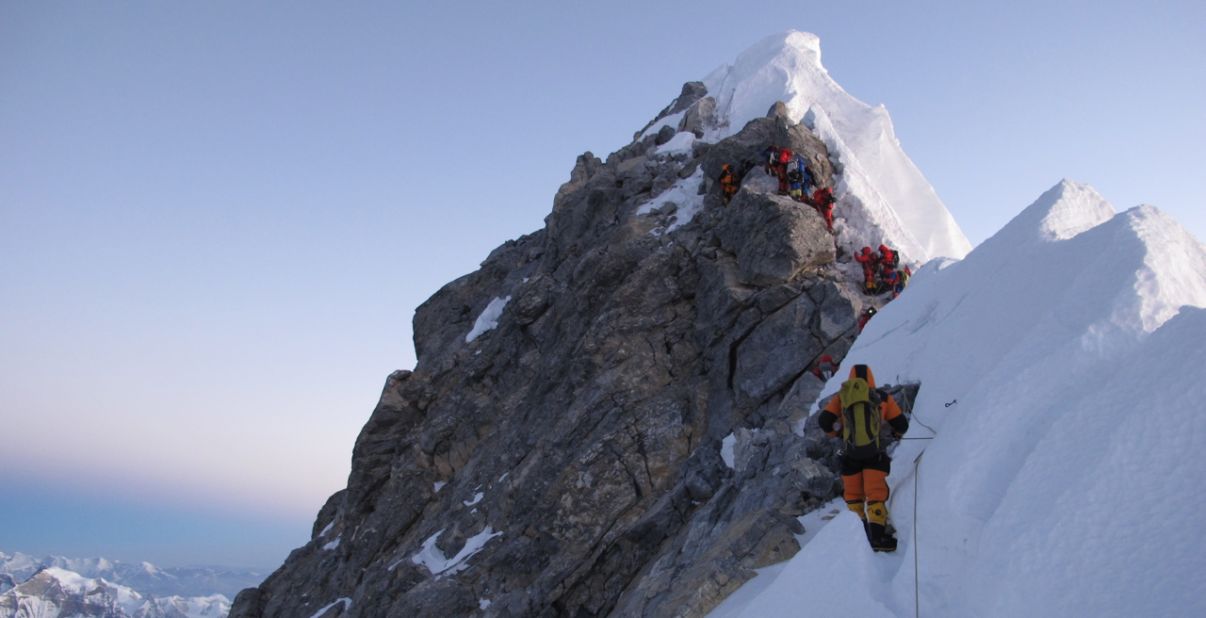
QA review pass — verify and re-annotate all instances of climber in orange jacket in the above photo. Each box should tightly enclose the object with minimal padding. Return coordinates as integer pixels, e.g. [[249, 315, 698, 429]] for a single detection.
[[719, 164, 739, 204], [817, 364, 909, 552]]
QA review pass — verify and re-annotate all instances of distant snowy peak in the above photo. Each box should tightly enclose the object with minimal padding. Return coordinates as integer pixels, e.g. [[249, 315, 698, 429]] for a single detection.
[[642, 30, 972, 262], [0, 566, 231, 618]]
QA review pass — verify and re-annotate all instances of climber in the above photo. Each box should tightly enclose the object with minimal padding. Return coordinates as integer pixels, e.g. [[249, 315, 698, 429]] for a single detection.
[[806, 187, 836, 232], [817, 364, 909, 552], [878, 244, 899, 273], [882, 267, 900, 297], [857, 306, 877, 333], [794, 155, 814, 195], [719, 164, 739, 204], [811, 354, 838, 380], [775, 147, 793, 194], [762, 146, 779, 174], [787, 167, 805, 201], [854, 247, 880, 294], [896, 265, 912, 296]]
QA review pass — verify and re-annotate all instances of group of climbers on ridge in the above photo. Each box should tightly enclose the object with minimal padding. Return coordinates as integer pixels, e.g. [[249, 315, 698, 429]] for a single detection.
[[854, 244, 911, 299], [715, 146, 836, 232], [764, 145, 837, 231]]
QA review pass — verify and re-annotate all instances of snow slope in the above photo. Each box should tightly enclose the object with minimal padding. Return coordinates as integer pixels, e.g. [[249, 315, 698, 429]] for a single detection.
[[642, 31, 972, 263], [711, 180, 1206, 617]]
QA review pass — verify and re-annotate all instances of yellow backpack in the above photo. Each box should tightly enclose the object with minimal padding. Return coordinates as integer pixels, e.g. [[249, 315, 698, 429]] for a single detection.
[[839, 377, 882, 459]]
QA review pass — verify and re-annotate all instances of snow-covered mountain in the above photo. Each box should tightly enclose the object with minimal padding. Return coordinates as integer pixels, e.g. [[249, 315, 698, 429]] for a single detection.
[[0, 567, 229, 618], [0, 552, 261, 599], [711, 179, 1206, 616], [640, 30, 972, 263], [0, 551, 263, 618]]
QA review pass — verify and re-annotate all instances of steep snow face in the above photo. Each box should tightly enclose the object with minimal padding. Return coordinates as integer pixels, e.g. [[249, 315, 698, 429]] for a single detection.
[[644, 30, 972, 262], [711, 182, 1206, 617]]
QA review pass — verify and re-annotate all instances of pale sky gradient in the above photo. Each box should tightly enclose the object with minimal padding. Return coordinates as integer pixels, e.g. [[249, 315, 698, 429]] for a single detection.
[[1, 1, 1202, 568]]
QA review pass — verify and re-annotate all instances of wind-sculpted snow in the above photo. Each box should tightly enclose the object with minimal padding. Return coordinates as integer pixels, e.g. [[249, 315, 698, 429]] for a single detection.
[[711, 181, 1206, 617]]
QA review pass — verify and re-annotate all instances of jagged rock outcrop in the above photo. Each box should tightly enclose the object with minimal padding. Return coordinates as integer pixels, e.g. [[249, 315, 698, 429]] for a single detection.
[[231, 89, 893, 618]]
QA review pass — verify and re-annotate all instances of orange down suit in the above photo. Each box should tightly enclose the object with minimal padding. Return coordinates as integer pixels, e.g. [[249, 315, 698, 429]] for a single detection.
[[817, 365, 908, 522]]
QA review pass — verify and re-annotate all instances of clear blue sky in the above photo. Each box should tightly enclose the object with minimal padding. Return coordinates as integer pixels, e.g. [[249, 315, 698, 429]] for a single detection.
[[1, 1, 1202, 568]]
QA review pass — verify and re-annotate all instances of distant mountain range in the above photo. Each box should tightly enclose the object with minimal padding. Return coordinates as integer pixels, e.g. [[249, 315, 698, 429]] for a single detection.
[[0, 551, 265, 617]]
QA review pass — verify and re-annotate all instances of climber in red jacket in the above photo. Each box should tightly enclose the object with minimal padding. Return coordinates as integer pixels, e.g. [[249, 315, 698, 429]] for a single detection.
[[854, 247, 880, 294], [811, 354, 838, 380], [806, 187, 836, 232], [878, 244, 899, 273], [857, 306, 877, 332], [775, 147, 793, 194]]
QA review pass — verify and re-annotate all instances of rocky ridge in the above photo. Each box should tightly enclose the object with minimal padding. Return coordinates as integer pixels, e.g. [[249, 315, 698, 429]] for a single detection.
[[230, 89, 910, 617]]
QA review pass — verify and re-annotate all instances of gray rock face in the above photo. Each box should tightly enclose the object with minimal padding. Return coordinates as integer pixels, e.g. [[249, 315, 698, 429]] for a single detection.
[[678, 96, 717, 138], [636, 81, 709, 140], [717, 189, 836, 286], [230, 94, 894, 618]]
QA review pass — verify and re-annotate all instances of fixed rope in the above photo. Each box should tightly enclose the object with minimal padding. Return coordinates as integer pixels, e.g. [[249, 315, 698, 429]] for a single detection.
[[913, 448, 924, 618]]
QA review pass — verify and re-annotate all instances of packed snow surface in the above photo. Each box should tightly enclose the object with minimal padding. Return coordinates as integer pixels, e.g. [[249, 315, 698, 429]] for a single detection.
[[641, 30, 971, 262], [710, 181, 1206, 617]]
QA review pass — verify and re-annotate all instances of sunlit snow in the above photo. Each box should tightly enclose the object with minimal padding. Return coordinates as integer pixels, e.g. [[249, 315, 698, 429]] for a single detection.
[[710, 181, 1206, 617]]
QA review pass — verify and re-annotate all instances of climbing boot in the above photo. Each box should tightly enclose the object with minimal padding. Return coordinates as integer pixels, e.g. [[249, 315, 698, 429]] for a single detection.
[[867, 523, 898, 552], [866, 501, 897, 552]]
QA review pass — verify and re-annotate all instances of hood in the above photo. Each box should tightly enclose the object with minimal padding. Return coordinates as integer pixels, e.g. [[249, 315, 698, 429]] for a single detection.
[[849, 364, 877, 387]]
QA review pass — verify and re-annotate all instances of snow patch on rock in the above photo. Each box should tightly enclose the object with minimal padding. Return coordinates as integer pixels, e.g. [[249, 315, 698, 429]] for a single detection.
[[466, 296, 511, 343]]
